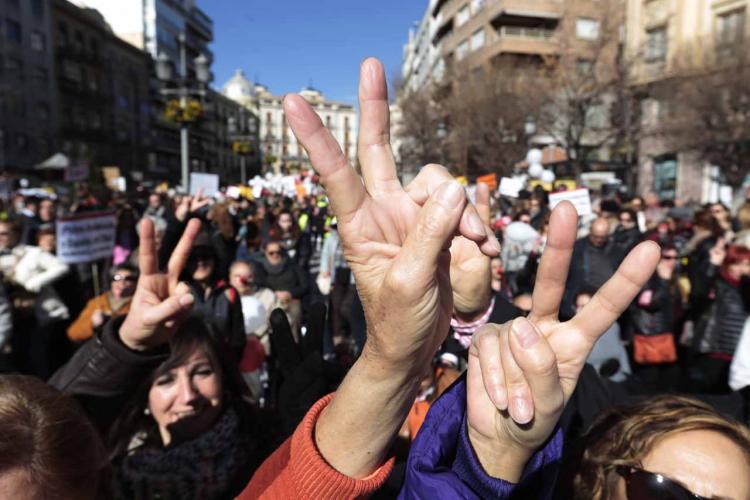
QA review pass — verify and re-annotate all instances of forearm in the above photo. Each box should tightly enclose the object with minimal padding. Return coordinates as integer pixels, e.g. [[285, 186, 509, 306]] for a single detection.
[[315, 346, 422, 478]]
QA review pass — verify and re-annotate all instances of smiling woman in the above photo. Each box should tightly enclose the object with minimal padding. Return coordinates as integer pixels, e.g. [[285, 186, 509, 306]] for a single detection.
[[106, 317, 263, 499]]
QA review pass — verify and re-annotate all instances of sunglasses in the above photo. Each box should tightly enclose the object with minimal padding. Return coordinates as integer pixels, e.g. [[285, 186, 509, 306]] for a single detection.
[[266, 250, 282, 256], [112, 274, 136, 282], [661, 255, 678, 260], [617, 466, 707, 500]]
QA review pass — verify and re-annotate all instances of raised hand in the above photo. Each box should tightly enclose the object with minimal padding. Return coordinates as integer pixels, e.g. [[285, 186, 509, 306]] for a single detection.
[[467, 202, 660, 480], [282, 58, 500, 478], [447, 183, 493, 314], [119, 218, 200, 351]]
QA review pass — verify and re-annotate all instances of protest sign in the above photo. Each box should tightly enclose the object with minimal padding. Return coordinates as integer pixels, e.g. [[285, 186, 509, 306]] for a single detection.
[[548, 188, 592, 216], [499, 177, 523, 198], [56, 212, 117, 264], [190, 173, 220, 198], [477, 173, 498, 191]]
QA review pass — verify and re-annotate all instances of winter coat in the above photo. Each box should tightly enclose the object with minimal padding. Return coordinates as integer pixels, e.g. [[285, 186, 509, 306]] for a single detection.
[[630, 274, 681, 336], [188, 281, 246, 360], [67, 292, 132, 342], [256, 257, 309, 299], [399, 376, 563, 499]]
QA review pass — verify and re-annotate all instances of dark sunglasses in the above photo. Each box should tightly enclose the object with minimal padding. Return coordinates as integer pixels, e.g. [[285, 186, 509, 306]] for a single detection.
[[112, 274, 136, 282], [661, 255, 678, 260], [616, 466, 707, 500], [266, 250, 282, 256]]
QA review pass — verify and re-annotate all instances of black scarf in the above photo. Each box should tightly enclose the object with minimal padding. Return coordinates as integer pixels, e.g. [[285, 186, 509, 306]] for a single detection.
[[113, 407, 253, 500]]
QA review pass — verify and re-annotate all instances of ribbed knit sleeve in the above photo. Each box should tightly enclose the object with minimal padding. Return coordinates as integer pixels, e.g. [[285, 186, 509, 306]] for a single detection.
[[238, 394, 395, 499]]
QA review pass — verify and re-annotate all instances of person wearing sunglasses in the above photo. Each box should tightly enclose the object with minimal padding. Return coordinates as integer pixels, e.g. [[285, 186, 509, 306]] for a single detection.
[[67, 264, 138, 343], [573, 395, 750, 499]]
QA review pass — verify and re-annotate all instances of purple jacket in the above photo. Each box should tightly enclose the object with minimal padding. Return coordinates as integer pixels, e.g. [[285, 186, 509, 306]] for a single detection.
[[400, 376, 563, 499]]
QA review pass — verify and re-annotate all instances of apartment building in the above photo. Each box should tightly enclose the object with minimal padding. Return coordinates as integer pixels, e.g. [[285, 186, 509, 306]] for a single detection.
[[222, 69, 357, 173], [626, 0, 749, 202]]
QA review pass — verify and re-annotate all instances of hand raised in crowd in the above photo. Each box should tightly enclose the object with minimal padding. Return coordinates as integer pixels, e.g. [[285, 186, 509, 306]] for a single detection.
[[118, 218, 200, 351], [467, 202, 660, 481], [174, 188, 211, 222], [444, 182, 493, 315], [283, 57, 499, 477]]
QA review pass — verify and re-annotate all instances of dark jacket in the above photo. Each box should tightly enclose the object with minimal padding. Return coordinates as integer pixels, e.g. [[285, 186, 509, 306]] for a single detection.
[[400, 376, 563, 499], [629, 274, 681, 336], [612, 226, 641, 255], [188, 281, 246, 360], [562, 238, 624, 320], [49, 317, 168, 431], [256, 257, 309, 299]]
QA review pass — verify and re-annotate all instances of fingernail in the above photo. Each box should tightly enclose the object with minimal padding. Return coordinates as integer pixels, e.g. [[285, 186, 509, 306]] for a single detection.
[[436, 181, 464, 209], [514, 318, 539, 349], [179, 294, 194, 306], [490, 237, 501, 253], [492, 385, 507, 410], [513, 397, 532, 424], [468, 212, 484, 236]]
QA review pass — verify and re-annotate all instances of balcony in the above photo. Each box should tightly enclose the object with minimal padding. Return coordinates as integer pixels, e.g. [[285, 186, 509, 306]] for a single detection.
[[187, 8, 213, 42], [490, 0, 563, 21], [491, 25, 558, 56]]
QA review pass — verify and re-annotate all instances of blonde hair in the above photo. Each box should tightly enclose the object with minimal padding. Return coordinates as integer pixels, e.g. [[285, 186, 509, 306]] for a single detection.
[[573, 395, 750, 499]]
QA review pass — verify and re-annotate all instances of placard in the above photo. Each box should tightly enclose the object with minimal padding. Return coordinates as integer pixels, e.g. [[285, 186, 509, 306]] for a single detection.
[[476, 173, 498, 191], [56, 212, 117, 264], [499, 177, 523, 198], [190, 173, 219, 198], [548, 188, 592, 216]]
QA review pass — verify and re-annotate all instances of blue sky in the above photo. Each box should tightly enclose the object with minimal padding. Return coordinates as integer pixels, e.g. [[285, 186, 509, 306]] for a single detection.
[[202, 0, 426, 104]]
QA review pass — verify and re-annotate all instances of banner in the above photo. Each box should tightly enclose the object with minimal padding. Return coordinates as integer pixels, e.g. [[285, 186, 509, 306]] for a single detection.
[[56, 212, 117, 264], [548, 188, 592, 216], [499, 177, 523, 198], [190, 173, 219, 198]]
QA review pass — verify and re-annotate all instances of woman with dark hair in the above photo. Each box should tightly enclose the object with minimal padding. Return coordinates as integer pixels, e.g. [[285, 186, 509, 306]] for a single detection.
[[106, 317, 265, 499], [572, 395, 750, 499]]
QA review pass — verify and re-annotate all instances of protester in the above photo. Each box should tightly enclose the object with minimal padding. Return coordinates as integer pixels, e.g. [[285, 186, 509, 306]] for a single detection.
[[67, 264, 137, 343]]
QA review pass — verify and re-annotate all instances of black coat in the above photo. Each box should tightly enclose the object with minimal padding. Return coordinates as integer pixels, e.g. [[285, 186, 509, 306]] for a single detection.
[[629, 274, 681, 336]]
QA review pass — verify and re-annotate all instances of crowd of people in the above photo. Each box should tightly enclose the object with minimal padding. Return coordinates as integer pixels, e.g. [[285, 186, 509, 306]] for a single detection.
[[0, 57, 749, 499]]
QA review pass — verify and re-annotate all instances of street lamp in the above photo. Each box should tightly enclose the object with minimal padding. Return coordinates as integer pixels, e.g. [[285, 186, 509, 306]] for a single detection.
[[156, 33, 211, 191], [228, 108, 258, 185]]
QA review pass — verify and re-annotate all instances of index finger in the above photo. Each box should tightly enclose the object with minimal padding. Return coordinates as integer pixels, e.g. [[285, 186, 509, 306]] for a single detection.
[[529, 202, 578, 322], [284, 94, 366, 221], [167, 219, 202, 290], [139, 217, 157, 275], [570, 241, 660, 343]]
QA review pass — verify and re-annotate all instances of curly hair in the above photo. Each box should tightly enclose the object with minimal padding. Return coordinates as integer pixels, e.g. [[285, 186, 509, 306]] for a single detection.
[[573, 395, 750, 499]]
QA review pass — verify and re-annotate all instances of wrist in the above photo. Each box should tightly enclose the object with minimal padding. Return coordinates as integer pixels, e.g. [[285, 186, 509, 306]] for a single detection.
[[467, 425, 534, 482]]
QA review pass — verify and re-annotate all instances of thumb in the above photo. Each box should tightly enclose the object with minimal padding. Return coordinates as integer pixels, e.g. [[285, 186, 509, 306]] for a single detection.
[[397, 180, 466, 277]]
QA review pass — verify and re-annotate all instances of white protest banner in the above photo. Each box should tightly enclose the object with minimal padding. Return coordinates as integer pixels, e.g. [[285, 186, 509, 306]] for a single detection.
[[549, 188, 592, 216], [499, 177, 523, 198], [190, 173, 220, 198], [56, 212, 117, 264]]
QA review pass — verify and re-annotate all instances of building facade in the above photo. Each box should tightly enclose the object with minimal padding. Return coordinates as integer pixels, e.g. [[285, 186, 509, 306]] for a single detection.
[[0, 0, 56, 171], [222, 69, 357, 174], [626, 0, 749, 203]]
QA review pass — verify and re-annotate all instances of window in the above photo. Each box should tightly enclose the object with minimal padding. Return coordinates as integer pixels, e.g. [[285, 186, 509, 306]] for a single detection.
[[456, 39, 469, 60], [31, 0, 44, 18], [471, 0, 485, 14], [30, 31, 45, 52], [90, 37, 99, 58], [31, 66, 48, 82], [645, 26, 667, 62], [74, 30, 84, 50], [653, 155, 677, 201], [576, 18, 600, 40], [717, 9, 746, 45], [6, 57, 22, 73], [471, 28, 485, 50], [58, 21, 69, 47], [456, 5, 470, 27], [577, 58, 592, 75], [6, 18, 21, 42]]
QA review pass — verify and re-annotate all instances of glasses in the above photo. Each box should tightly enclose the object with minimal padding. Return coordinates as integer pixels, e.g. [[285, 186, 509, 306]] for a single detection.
[[661, 255, 678, 261], [266, 250, 282, 256], [616, 466, 707, 500], [112, 274, 136, 282]]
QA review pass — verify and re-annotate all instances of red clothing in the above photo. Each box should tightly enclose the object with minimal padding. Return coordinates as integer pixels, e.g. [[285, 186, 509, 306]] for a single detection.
[[238, 394, 394, 499]]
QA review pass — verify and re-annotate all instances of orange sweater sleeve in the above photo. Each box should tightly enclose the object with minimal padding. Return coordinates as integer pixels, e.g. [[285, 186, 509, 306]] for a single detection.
[[67, 296, 105, 342], [237, 394, 395, 499]]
